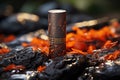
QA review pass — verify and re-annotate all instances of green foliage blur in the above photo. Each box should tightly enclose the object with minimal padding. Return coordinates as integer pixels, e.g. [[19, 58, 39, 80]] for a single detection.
[[0, 0, 120, 16], [59, 0, 120, 15]]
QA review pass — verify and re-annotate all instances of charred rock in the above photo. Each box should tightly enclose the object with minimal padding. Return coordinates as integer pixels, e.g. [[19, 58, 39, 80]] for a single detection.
[[38, 54, 88, 80], [0, 47, 48, 69]]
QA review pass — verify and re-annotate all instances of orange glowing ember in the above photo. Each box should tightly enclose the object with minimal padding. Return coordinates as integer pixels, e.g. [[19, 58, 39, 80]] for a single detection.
[[37, 66, 46, 72], [22, 25, 118, 59], [104, 50, 120, 60], [4, 64, 25, 71], [22, 37, 49, 55], [87, 45, 96, 54], [102, 40, 117, 49], [0, 34, 15, 43], [66, 26, 116, 52], [0, 48, 10, 54], [68, 48, 87, 55]]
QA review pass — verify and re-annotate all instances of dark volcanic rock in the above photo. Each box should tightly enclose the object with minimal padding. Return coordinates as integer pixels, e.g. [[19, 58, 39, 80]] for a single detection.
[[92, 60, 120, 80], [81, 60, 120, 80], [9, 71, 38, 80], [0, 47, 48, 69], [38, 54, 88, 80]]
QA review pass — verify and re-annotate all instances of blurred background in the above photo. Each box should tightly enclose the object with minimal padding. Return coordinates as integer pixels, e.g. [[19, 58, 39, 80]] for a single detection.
[[1, 0, 120, 15], [0, 0, 120, 34]]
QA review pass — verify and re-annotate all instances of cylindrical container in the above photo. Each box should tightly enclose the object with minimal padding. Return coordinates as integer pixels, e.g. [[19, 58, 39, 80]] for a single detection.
[[48, 10, 66, 58]]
